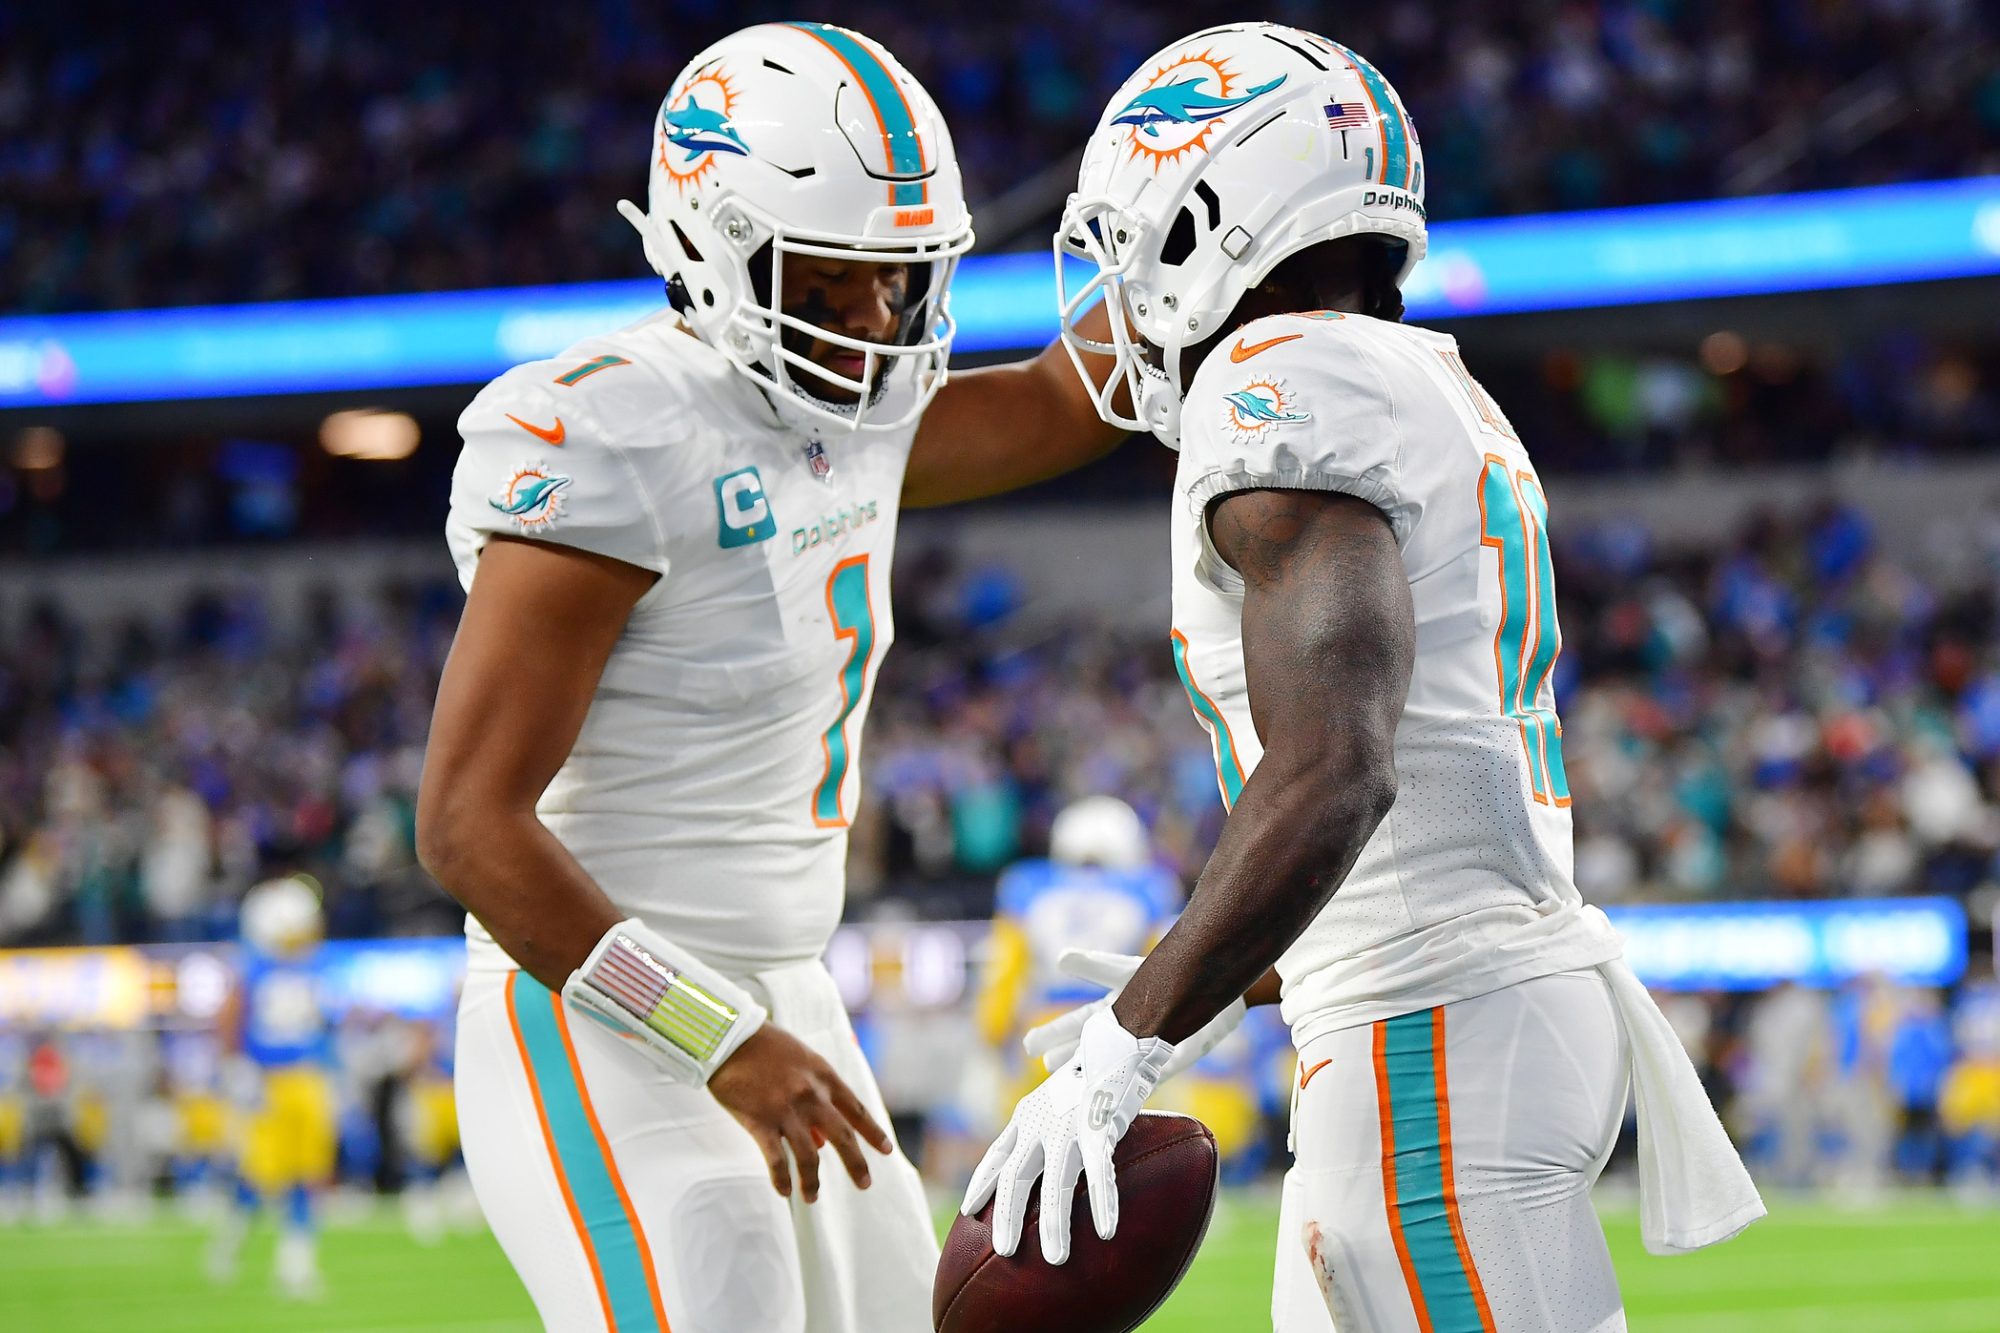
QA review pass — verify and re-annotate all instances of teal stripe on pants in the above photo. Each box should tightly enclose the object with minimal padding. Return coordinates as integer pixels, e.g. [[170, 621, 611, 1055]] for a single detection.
[[512, 972, 662, 1331], [1381, 1011, 1489, 1332]]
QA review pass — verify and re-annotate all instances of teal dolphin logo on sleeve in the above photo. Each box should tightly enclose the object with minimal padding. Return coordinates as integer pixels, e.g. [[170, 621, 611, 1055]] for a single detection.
[[1221, 377, 1312, 444], [489, 462, 571, 531], [1222, 388, 1311, 424]]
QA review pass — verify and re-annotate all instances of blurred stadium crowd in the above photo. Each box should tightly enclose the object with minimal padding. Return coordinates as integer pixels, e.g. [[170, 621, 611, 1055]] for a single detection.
[[14, 496, 2000, 939], [4, 494, 2000, 1197], [0, 1014, 463, 1229], [5, 0, 1995, 312], [2, 973, 1993, 1220]]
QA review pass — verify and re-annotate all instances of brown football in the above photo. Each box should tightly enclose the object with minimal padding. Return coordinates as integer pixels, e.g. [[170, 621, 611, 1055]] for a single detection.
[[934, 1111, 1220, 1333]]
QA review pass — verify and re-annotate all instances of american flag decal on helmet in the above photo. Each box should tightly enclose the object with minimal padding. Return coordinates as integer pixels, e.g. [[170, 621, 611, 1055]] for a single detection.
[[1325, 101, 1370, 130]]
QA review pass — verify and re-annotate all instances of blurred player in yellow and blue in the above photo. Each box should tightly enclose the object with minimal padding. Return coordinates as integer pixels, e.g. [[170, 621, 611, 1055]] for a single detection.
[[1942, 975, 2000, 1188], [397, 1014, 462, 1245], [972, 797, 1180, 1113], [208, 875, 335, 1299], [973, 795, 1283, 1178], [163, 1029, 232, 1208], [0, 1030, 25, 1222]]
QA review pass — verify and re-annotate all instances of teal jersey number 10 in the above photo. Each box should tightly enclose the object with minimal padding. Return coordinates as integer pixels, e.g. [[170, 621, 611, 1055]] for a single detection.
[[1478, 457, 1570, 807]]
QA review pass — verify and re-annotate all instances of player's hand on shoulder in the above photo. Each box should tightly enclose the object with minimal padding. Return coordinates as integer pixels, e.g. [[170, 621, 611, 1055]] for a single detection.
[[708, 1023, 895, 1204]]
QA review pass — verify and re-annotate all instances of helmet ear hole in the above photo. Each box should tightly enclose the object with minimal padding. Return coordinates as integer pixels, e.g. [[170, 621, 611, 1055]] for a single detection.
[[745, 241, 776, 309], [667, 220, 702, 263], [1159, 206, 1199, 268]]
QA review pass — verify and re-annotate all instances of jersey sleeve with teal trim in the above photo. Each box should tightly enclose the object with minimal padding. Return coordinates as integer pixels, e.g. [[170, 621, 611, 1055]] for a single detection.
[[1179, 314, 1419, 560], [1167, 313, 1625, 1041], [446, 362, 673, 582]]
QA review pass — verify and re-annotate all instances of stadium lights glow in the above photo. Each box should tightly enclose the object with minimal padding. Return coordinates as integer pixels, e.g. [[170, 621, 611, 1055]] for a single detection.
[[2, 175, 1997, 408], [1698, 331, 1749, 375], [10, 425, 64, 470], [320, 409, 420, 460]]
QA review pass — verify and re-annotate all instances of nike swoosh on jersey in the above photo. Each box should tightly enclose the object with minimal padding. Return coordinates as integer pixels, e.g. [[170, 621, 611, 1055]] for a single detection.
[[1230, 333, 1304, 363], [505, 413, 566, 445], [1299, 1057, 1333, 1091]]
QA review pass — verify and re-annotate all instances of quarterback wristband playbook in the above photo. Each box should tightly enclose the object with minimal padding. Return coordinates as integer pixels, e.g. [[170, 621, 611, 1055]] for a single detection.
[[562, 918, 767, 1084]]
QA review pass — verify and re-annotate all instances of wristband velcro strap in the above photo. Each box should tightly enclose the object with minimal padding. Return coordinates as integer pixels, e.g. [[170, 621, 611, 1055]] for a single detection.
[[561, 919, 766, 1084]]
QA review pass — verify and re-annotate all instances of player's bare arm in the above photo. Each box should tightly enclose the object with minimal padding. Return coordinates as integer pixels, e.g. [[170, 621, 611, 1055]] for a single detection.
[[1112, 489, 1415, 1044], [964, 488, 1414, 1262], [418, 536, 891, 1201], [418, 536, 653, 985], [901, 303, 1129, 508]]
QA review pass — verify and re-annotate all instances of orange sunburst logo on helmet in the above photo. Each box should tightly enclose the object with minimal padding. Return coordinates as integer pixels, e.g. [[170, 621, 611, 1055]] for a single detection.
[[1111, 49, 1286, 172], [659, 65, 747, 193]]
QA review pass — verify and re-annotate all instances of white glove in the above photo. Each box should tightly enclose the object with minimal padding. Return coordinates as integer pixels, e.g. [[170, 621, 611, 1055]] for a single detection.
[[962, 1008, 1173, 1264], [1023, 948, 1248, 1083]]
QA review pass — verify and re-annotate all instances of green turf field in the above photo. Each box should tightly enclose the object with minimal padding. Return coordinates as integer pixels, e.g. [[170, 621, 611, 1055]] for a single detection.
[[2, 1192, 1996, 1330]]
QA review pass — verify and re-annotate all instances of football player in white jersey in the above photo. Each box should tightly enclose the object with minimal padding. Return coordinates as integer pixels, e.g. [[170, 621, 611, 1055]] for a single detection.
[[965, 23, 1764, 1332], [417, 21, 1130, 1333]]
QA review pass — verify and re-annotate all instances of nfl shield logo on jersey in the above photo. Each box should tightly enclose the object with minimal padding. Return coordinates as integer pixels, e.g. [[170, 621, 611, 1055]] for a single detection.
[[805, 438, 832, 480]]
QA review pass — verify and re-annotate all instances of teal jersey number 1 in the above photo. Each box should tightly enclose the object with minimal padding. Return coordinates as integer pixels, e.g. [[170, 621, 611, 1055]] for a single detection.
[[1478, 457, 1570, 806], [814, 555, 877, 827]]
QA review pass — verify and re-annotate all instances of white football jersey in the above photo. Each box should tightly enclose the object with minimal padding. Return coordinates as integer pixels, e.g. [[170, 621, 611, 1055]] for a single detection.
[[446, 310, 913, 978], [1170, 312, 1622, 1044]]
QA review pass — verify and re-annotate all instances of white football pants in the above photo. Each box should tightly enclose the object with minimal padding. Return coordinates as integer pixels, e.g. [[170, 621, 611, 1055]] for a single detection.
[[456, 959, 937, 1333], [1273, 971, 1630, 1333]]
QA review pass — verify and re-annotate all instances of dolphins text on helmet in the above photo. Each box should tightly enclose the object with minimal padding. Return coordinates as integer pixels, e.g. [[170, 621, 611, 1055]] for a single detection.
[[1112, 74, 1286, 137]]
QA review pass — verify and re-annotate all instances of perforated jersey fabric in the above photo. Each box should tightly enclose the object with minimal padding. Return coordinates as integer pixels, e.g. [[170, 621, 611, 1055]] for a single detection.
[[1168, 311, 1622, 1040]]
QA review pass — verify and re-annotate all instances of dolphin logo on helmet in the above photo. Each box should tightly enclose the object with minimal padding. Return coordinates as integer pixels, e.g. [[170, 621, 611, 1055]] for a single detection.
[[1055, 23, 1428, 446], [618, 23, 975, 435], [663, 95, 751, 161], [1112, 74, 1285, 137]]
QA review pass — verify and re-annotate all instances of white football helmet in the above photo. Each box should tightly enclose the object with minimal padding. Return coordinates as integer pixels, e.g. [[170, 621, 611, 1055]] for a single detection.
[[619, 23, 975, 433], [239, 875, 325, 958], [1056, 23, 1428, 445], [1050, 796, 1150, 871]]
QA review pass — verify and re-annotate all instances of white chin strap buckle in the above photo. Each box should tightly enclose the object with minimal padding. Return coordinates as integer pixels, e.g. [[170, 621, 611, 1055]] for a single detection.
[[1136, 362, 1183, 446]]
